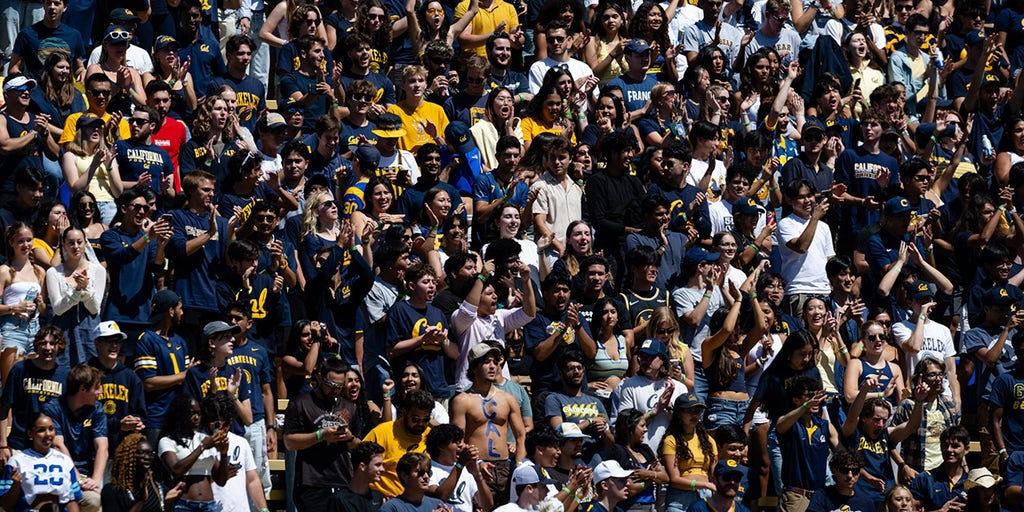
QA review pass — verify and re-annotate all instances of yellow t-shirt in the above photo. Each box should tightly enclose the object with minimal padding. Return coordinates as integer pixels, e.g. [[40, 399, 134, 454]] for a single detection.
[[454, 0, 520, 57], [387, 102, 449, 153], [520, 116, 576, 144], [661, 432, 717, 477], [363, 420, 431, 498], [59, 111, 132, 145]]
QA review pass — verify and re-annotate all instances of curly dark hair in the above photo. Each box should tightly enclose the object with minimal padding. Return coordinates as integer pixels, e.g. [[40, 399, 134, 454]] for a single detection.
[[628, 2, 670, 65], [355, 0, 394, 54]]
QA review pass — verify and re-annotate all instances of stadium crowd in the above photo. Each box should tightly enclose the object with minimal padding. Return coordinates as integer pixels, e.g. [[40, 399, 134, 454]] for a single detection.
[[2, 0, 1024, 511]]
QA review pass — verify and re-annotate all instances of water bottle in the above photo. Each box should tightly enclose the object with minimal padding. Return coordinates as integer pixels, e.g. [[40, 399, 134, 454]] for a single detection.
[[931, 45, 944, 69], [983, 135, 995, 159]]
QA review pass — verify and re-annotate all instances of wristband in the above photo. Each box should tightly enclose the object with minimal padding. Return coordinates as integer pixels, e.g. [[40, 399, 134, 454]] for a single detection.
[[839, 347, 848, 355], [702, 292, 712, 300], [690, 479, 696, 491], [856, 342, 864, 350], [454, 462, 465, 470], [918, 314, 927, 321], [316, 429, 323, 442], [801, 401, 809, 410], [143, 234, 150, 242], [1001, 448, 1009, 455], [751, 292, 758, 300], [657, 245, 666, 252], [876, 391, 884, 398], [769, 185, 779, 191], [999, 205, 1007, 211], [562, 485, 572, 495], [891, 264, 902, 273], [476, 274, 488, 283]]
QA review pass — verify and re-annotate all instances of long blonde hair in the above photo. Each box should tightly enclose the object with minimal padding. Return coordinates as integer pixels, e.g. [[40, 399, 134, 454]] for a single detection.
[[66, 121, 108, 158], [644, 306, 688, 362], [301, 191, 333, 238]]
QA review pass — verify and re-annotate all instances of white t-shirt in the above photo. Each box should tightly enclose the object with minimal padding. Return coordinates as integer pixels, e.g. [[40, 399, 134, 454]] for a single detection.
[[87, 44, 154, 75], [158, 432, 219, 476], [213, 432, 258, 512], [379, 149, 420, 185], [8, 448, 80, 505], [527, 58, 595, 95], [776, 213, 835, 295], [687, 158, 726, 201], [429, 460, 479, 512], [610, 376, 687, 454], [892, 319, 956, 397]]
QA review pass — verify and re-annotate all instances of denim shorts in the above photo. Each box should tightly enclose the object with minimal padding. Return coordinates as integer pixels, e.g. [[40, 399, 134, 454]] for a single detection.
[[174, 498, 217, 512], [0, 316, 40, 355], [704, 397, 750, 429]]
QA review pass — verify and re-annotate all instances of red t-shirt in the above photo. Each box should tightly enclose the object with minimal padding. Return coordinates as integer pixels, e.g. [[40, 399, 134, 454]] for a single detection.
[[152, 117, 188, 192]]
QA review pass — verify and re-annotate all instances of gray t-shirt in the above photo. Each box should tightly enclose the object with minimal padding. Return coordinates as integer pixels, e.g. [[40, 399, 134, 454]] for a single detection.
[[671, 285, 724, 363]]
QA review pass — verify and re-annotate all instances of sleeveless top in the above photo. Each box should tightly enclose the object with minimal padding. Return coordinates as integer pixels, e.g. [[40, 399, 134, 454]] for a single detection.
[[3, 280, 41, 310], [595, 39, 626, 85], [858, 358, 895, 399], [589, 334, 629, 379], [818, 342, 840, 394], [73, 154, 116, 202], [707, 354, 747, 394]]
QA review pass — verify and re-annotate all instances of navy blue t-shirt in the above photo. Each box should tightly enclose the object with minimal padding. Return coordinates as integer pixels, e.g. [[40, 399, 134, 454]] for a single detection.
[[168, 208, 229, 312], [339, 70, 398, 107], [806, 486, 876, 512], [986, 367, 1024, 451], [89, 358, 146, 456], [134, 330, 189, 430], [606, 74, 658, 112], [100, 226, 158, 324], [277, 42, 336, 79], [115, 139, 173, 194], [183, 361, 252, 435], [646, 182, 712, 238], [909, 466, 967, 512], [279, 71, 333, 134], [176, 31, 226, 99], [846, 427, 892, 502], [41, 399, 107, 476], [442, 93, 489, 127], [340, 118, 378, 150], [2, 361, 69, 450], [0, 113, 45, 191], [778, 415, 830, 490], [834, 147, 899, 235], [227, 342, 274, 423], [524, 309, 591, 395], [12, 22, 86, 79], [385, 300, 451, 399], [205, 74, 268, 134]]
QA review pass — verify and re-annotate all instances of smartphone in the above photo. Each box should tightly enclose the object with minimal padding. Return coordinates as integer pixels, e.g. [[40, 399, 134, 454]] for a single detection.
[[670, 358, 682, 372], [160, 214, 173, 224], [852, 78, 861, 93], [228, 462, 242, 471]]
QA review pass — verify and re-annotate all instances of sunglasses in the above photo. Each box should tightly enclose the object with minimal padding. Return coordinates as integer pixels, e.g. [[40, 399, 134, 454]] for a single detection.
[[365, 13, 385, 20], [426, 7, 443, 15], [255, 214, 276, 222], [413, 469, 429, 477], [349, 93, 372, 102], [106, 31, 132, 42], [912, 174, 930, 182], [321, 200, 337, 209], [866, 334, 885, 341], [656, 328, 677, 335], [127, 117, 152, 125], [306, 17, 322, 25], [7, 85, 30, 93], [129, 203, 150, 212], [89, 89, 112, 97], [321, 379, 345, 390], [550, 36, 567, 43]]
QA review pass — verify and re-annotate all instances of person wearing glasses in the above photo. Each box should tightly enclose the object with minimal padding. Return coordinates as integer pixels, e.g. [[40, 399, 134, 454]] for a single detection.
[[142, 35, 197, 120], [59, 73, 132, 148], [339, 34, 397, 116], [84, 25, 148, 115], [113, 105, 174, 199], [276, 5, 335, 78], [806, 449, 874, 512], [442, 56, 491, 126], [99, 189, 171, 344], [362, 389, 436, 498], [0, 75, 61, 195], [282, 356, 361, 508], [380, 452, 444, 512]]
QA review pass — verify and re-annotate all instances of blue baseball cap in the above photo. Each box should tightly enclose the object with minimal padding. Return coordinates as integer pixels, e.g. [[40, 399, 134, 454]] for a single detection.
[[636, 338, 668, 359], [884, 196, 913, 216], [624, 38, 651, 54], [734, 197, 760, 216], [684, 247, 720, 266], [444, 121, 475, 155]]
